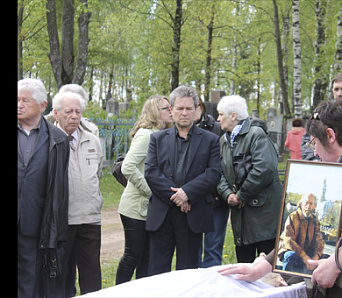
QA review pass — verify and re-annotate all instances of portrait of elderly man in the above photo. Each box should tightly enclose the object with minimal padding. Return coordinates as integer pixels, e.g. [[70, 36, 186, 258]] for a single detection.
[[278, 193, 325, 274]]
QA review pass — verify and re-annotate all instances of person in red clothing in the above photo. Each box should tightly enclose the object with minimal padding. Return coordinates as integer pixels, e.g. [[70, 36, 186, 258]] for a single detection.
[[285, 118, 306, 159]]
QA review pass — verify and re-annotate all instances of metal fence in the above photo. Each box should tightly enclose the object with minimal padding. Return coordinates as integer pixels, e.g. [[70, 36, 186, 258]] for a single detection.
[[93, 119, 134, 164]]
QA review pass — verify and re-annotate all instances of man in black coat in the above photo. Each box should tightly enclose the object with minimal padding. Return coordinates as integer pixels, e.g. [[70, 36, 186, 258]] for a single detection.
[[144, 86, 221, 276], [18, 78, 69, 297]]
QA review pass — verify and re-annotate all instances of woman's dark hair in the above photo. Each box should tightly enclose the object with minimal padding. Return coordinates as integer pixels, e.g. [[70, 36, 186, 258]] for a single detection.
[[292, 118, 303, 127], [306, 101, 342, 147]]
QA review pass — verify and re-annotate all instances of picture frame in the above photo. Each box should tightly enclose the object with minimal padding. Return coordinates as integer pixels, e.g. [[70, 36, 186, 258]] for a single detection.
[[273, 160, 342, 278]]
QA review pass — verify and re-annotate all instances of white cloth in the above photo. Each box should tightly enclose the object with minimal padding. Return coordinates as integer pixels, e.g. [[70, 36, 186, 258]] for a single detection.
[[80, 267, 306, 298]]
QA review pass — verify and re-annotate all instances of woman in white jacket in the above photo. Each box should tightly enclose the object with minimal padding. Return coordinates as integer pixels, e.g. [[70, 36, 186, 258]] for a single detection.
[[116, 95, 173, 284]]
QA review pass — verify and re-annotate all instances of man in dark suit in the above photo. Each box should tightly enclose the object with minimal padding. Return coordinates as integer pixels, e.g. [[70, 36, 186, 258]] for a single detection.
[[144, 85, 221, 276], [18, 78, 69, 297]]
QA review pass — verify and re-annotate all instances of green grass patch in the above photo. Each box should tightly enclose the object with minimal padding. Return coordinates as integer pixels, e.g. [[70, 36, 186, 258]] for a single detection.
[[100, 168, 125, 210]]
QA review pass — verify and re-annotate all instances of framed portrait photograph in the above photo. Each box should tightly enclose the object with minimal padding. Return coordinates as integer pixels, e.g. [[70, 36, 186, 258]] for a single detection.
[[273, 160, 342, 278]]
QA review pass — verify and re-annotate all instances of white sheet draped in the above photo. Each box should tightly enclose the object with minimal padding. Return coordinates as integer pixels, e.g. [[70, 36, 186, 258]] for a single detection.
[[80, 266, 306, 297]]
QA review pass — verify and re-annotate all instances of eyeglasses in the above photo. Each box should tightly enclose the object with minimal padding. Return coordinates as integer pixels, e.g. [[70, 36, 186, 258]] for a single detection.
[[159, 106, 172, 111], [306, 137, 316, 151]]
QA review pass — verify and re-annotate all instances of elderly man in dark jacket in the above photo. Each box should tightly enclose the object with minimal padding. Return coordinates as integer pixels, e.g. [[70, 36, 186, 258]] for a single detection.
[[18, 78, 69, 297]]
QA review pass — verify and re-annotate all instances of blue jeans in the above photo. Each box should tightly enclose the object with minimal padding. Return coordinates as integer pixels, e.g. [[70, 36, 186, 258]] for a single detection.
[[282, 251, 313, 275], [198, 204, 230, 268]]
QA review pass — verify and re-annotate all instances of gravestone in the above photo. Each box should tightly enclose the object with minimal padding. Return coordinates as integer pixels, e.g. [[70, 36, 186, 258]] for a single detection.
[[205, 90, 226, 120], [106, 97, 119, 116], [266, 108, 283, 155]]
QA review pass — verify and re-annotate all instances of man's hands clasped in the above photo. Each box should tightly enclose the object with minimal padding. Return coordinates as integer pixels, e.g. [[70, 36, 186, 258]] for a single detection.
[[170, 187, 191, 213]]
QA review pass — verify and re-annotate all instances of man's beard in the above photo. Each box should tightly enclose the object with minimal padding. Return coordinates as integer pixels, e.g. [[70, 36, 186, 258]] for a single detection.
[[302, 208, 314, 218]]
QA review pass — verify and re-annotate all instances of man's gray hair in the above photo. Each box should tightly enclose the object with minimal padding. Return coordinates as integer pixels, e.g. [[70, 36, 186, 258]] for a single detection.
[[59, 84, 89, 102], [52, 91, 86, 112], [18, 78, 47, 105], [217, 95, 249, 120], [169, 85, 199, 108], [297, 193, 317, 208]]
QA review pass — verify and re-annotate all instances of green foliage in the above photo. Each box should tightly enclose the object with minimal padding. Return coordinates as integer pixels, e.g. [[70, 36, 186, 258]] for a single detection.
[[83, 101, 108, 121], [20, 0, 342, 115]]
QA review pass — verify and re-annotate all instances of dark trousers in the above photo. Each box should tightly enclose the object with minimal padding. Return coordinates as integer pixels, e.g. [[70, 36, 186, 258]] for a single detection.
[[148, 206, 202, 276], [116, 214, 149, 285], [18, 229, 42, 298], [63, 224, 102, 296], [235, 238, 275, 263]]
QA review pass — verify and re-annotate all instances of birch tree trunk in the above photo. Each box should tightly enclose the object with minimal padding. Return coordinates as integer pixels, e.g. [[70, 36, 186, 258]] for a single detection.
[[312, 0, 327, 109], [334, 6, 342, 73], [292, 0, 302, 117]]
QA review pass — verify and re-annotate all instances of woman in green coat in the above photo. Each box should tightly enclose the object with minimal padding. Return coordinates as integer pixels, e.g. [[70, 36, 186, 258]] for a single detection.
[[216, 95, 282, 263], [116, 95, 173, 284]]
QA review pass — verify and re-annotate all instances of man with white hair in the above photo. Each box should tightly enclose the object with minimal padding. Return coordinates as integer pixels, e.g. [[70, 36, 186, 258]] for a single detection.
[[18, 78, 69, 297], [52, 91, 103, 295], [46, 84, 99, 138], [278, 193, 325, 274]]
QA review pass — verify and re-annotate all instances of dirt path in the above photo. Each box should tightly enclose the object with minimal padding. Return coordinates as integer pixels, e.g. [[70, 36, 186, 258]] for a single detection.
[[100, 208, 124, 263]]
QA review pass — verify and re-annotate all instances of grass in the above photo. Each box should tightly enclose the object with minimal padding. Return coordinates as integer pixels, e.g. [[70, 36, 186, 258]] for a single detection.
[[75, 156, 289, 294], [100, 169, 125, 210]]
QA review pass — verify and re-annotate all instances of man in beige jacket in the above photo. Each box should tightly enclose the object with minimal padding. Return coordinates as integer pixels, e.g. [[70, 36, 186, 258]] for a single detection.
[[53, 91, 103, 296]]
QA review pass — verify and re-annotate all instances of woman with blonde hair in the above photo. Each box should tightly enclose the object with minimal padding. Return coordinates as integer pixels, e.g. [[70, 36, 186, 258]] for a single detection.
[[116, 95, 173, 284]]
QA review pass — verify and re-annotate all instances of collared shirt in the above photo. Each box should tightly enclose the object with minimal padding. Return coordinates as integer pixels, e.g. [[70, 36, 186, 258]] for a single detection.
[[18, 119, 43, 166], [56, 123, 78, 149], [230, 120, 245, 148], [173, 125, 194, 187]]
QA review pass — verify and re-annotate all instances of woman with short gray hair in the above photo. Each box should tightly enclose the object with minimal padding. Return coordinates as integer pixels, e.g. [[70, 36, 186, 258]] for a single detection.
[[217, 95, 282, 263]]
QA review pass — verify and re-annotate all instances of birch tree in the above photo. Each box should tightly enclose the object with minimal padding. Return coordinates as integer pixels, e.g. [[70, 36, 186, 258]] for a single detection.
[[334, 5, 342, 73], [312, 0, 328, 108], [292, 0, 302, 117]]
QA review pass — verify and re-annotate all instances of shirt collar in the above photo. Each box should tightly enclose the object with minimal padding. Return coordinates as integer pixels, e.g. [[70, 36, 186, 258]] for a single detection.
[[56, 123, 79, 142], [230, 120, 245, 148], [17, 118, 42, 136], [175, 124, 194, 140]]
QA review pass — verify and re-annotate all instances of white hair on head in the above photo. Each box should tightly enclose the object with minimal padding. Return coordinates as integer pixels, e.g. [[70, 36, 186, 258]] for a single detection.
[[217, 95, 249, 120], [297, 193, 317, 208], [59, 84, 89, 102], [18, 78, 47, 105], [52, 91, 86, 112]]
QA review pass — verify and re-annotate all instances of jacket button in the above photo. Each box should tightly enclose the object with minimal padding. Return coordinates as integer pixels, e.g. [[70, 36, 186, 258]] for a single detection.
[[237, 238, 241, 244], [252, 199, 258, 205]]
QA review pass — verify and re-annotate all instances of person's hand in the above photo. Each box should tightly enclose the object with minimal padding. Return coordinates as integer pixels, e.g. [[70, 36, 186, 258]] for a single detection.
[[180, 201, 191, 213], [308, 256, 341, 288], [170, 187, 189, 206], [218, 258, 272, 283], [227, 193, 245, 208]]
